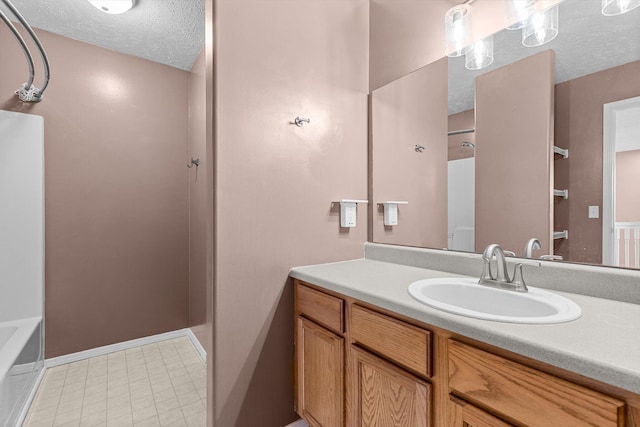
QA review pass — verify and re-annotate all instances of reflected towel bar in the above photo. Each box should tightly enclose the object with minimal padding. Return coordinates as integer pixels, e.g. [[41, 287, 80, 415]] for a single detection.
[[448, 128, 475, 136]]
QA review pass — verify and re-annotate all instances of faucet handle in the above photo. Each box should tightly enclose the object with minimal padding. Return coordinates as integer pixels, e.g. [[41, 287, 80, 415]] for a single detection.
[[503, 250, 516, 257], [540, 255, 563, 261], [510, 263, 529, 292]]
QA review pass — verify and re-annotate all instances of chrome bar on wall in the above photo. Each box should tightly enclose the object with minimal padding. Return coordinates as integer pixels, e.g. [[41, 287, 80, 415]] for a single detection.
[[1, 0, 50, 102], [448, 128, 475, 136], [0, 8, 35, 90]]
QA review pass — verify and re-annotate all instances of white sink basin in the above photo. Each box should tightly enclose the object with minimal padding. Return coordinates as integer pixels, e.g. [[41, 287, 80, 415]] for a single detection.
[[408, 277, 581, 324]]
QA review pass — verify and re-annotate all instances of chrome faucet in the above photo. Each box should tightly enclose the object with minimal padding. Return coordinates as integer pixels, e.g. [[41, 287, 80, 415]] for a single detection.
[[524, 238, 541, 258], [479, 244, 529, 292]]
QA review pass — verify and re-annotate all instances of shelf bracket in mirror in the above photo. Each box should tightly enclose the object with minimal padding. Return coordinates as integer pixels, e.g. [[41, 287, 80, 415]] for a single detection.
[[379, 201, 408, 226], [553, 189, 569, 199], [553, 230, 569, 240], [554, 146, 569, 159]]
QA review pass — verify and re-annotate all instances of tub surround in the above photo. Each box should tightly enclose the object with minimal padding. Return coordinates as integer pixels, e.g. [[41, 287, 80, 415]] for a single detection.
[[289, 243, 640, 395]]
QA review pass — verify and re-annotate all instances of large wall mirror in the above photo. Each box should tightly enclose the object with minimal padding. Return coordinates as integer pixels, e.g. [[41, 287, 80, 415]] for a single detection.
[[371, 0, 640, 269]]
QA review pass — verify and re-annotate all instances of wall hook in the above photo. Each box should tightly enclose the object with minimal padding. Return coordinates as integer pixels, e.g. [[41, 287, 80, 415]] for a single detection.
[[292, 116, 310, 127], [415, 145, 425, 153], [187, 158, 200, 168]]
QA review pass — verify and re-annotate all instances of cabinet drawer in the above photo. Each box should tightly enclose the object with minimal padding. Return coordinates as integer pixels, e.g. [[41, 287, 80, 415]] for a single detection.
[[348, 346, 431, 427], [350, 305, 432, 377], [296, 282, 344, 333], [448, 340, 625, 427]]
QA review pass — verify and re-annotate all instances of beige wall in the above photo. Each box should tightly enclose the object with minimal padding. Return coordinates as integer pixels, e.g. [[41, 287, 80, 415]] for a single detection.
[[188, 50, 208, 348], [555, 60, 640, 264], [0, 28, 190, 358], [372, 58, 448, 248], [616, 149, 640, 222], [475, 51, 555, 256], [212, 0, 369, 425]]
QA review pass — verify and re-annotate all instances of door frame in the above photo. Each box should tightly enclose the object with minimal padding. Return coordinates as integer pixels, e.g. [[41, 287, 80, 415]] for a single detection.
[[602, 95, 640, 265]]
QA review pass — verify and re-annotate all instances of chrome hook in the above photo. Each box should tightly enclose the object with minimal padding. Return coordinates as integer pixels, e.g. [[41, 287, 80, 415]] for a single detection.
[[187, 158, 200, 168], [415, 144, 425, 153], [293, 116, 310, 127]]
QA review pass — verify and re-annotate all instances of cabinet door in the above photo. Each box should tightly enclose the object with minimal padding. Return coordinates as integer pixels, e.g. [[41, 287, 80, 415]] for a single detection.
[[296, 317, 344, 427], [448, 397, 514, 427], [347, 345, 431, 427]]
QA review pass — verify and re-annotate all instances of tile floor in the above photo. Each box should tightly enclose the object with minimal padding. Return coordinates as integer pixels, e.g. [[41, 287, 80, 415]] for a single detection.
[[22, 337, 206, 427]]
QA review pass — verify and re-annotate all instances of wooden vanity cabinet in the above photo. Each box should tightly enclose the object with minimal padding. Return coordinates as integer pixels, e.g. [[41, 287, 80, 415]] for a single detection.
[[347, 345, 431, 426], [296, 317, 344, 427], [294, 279, 639, 427], [448, 396, 514, 427], [295, 283, 346, 427], [347, 304, 433, 425], [448, 340, 626, 427]]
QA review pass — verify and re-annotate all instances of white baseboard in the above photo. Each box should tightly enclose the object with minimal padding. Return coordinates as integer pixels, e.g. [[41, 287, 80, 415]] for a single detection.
[[185, 328, 207, 361], [15, 365, 46, 427], [285, 420, 308, 427], [45, 328, 205, 368]]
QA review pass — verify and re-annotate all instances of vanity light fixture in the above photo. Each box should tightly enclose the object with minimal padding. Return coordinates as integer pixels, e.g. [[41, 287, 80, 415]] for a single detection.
[[601, 0, 640, 15], [465, 35, 494, 70], [522, 5, 559, 47], [445, 4, 472, 57], [88, 0, 136, 14], [505, 0, 536, 30]]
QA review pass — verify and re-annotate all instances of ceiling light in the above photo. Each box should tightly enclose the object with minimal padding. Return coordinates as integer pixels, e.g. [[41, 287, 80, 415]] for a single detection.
[[601, 0, 640, 15], [465, 36, 494, 70], [88, 0, 136, 15], [505, 0, 536, 30], [522, 5, 559, 47], [445, 5, 472, 58]]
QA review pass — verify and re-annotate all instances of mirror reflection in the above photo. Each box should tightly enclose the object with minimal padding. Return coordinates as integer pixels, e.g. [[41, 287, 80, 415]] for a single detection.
[[371, 0, 640, 269]]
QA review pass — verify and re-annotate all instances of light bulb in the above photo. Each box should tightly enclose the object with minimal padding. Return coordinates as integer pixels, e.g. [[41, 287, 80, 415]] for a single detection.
[[445, 5, 472, 57], [602, 0, 640, 15], [522, 5, 558, 47], [88, 0, 136, 15], [465, 36, 494, 71], [505, 0, 536, 30]]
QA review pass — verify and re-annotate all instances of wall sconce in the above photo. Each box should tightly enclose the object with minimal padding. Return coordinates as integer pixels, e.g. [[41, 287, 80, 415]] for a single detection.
[[601, 0, 640, 15], [445, 4, 472, 57], [88, 0, 136, 14], [505, 0, 536, 30], [465, 36, 494, 70], [522, 5, 559, 47]]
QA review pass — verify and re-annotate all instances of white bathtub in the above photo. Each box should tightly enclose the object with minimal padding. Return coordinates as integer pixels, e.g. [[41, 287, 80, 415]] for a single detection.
[[0, 317, 42, 427]]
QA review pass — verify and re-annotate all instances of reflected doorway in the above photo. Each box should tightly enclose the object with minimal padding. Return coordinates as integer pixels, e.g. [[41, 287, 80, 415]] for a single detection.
[[603, 96, 640, 268], [448, 140, 475, 252]]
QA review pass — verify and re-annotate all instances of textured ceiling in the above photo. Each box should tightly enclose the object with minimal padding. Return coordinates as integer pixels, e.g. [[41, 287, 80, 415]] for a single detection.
[[448, 0, 640, 114], [0, 0, 205, 71]]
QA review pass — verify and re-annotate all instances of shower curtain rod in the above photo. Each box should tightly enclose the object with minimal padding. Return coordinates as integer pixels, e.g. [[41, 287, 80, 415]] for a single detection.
[[448, 128, 475, 136], [0, 0, 50, 102], [0, 8, 35, 90]]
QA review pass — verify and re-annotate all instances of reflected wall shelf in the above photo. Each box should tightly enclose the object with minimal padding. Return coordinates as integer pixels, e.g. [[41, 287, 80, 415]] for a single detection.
[[553, 230, 569, 240], [333, 199, 368, 228], [379, 201, 408, 226], [554, 146, 569, 159], [553, 189, 569, 199]]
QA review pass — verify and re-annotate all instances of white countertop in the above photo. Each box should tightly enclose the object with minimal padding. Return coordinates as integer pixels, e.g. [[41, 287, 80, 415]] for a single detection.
[[290, 258, 640, 394]]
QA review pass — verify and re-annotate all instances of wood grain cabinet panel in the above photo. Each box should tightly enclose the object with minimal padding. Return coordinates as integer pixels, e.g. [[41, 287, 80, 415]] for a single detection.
[[296, 317, 344, 427], [347, 346, 431, 427], [350, 304, 432, 377], [448, 340, 626, 427], [296, 282, 344, 333], [448, 396, 514, 427]]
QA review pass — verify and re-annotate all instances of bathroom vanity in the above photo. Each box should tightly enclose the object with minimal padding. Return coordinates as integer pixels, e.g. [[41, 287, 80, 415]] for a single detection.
[[290, 244, 640, 427]]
